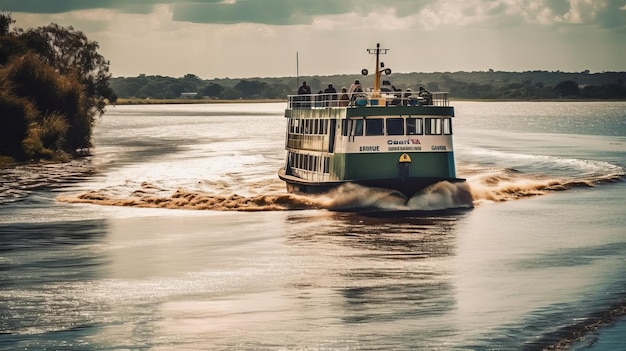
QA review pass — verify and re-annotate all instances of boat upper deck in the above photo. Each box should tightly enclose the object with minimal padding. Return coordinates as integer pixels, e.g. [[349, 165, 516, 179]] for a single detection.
[[287, 90, 450, 110]]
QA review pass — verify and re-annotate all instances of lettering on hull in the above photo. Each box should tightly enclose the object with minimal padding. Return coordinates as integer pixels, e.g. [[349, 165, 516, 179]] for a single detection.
[[359, 146, 380, 152], [387, 138, 421, 145]]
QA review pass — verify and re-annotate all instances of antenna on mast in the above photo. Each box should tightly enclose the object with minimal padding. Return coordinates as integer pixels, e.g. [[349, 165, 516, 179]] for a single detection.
[[365, 43, 391, 97]]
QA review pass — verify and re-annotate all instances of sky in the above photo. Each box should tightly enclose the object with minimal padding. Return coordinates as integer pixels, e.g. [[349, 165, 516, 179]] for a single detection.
[[3, 0, 626, 79]]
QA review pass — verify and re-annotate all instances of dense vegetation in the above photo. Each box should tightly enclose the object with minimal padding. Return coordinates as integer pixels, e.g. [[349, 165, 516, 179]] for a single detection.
[[111, 70, 626, 101], [0, 14, 116, 163]]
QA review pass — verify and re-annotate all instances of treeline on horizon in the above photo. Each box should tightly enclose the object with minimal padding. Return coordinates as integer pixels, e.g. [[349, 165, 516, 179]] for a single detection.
[[0, 14, 116, 163], [111, 69, 626, 101]]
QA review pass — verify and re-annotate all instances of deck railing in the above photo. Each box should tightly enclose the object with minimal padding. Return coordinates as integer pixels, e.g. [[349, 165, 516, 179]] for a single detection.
[[287, 91, 449, 109]]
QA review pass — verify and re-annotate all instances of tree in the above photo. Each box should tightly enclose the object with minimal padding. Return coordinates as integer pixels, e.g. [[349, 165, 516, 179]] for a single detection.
[[554, 80, 580, 97], [0, 16, 116, 160], [3, 53, 90, 153], [0, 12, 15, 35], [200, 83, 224, 98], [19, 23, 117, 113], [235, 80, 268, 99], [0, 92, 37, 160]]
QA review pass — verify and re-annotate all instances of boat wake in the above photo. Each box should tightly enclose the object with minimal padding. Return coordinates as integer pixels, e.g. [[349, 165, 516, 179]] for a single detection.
[[52, 150, 624, 212], [57, 182, 325, 211], [56, 181, 474, 212], [56, 160, 622, 212], [464, 161, 624, 205]]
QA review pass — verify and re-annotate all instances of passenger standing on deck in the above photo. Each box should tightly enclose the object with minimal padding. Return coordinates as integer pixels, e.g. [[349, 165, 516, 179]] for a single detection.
[[418, 86, 432, 105], [298, 81, 311, 95], [339, 87, 350, 107], [348, 80, 364, 105], [297, 81, 311, 108], [348, 80, 363, 97], [324, 83, 337, 106], [403, 88, 412, 106]]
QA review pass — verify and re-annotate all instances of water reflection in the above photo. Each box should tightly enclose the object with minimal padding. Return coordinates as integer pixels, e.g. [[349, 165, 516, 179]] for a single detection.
[[0, 219, 108, 341], [284, 212, 464, 346]]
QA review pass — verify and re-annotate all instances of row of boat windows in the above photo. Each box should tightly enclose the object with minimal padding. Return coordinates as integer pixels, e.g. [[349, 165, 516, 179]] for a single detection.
[[344, 117, 452, 136], [288, 152, 331, 173], [288, 117, 452, 136]]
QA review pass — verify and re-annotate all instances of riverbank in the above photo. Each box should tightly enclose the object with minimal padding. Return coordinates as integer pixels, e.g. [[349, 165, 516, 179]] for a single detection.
[[112, 97, 624, 105], [113, 98, 284, 105]]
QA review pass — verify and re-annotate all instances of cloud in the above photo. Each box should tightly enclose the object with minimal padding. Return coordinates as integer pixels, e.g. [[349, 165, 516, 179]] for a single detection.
[[514, 0, 626, 28], [2, 0, 624, 29], [0, 0, 162, 14], [5, 0, 625, 78], [170, 0, 433, 26]]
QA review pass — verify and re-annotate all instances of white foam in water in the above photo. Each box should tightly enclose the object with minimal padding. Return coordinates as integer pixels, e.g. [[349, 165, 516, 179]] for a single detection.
[[316, 181, 474, 212], [315, 183, 409, 211], [462, 147, 624, 179], [407, 181, 474, 210]]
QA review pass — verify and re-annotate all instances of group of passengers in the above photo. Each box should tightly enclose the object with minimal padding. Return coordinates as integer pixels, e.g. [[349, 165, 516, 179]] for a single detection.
[[296, 80, 432, 107]]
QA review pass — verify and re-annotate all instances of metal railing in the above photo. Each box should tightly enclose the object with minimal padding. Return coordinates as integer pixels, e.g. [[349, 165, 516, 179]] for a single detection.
[[287, 90, 449, 109]]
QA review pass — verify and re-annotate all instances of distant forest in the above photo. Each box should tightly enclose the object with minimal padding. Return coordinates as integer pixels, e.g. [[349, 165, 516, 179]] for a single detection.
[[110, 70, 626, 101]]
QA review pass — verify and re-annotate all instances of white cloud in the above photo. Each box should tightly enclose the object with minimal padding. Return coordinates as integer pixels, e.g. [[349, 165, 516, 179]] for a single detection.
[[7, 0, 626, 78]]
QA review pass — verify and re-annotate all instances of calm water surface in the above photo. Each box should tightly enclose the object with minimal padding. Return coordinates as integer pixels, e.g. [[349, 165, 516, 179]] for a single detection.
[[1, 101, 625, 350]]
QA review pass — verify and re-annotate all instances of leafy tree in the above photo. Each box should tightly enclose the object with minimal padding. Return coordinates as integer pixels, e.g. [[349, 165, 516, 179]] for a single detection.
[[19, 23, 116, 113], [219, 87, 241, 99], [554, 80, 580, 97], [3, 53, 90, 153], [0, 92, 37, 160], [235, 80, 268, 99], [0, 12, 14, 35], [200, 83, 224, 98], [0, 14, 115, 161]]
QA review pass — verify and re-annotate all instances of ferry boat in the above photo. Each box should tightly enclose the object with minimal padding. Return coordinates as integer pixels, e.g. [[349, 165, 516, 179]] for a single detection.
[[278, 43, 465, 199]]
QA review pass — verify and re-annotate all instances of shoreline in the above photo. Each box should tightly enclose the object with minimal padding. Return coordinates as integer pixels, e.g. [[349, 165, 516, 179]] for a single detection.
[[112, 98, 284, 105], [111, 98, 626, 105]]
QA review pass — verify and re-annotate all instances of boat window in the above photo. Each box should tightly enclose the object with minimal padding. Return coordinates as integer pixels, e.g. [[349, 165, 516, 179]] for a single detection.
[[365, 118, 384, 136], [406, 117, 423, 135], [425, 118, 442, 135], [323, 157, 330, 173], [342, 119, 348, 136], [347, 118, 363, 136], [386, 118, 404, 135], [443, 118, 452, 135], [355, 119, 364, 136]]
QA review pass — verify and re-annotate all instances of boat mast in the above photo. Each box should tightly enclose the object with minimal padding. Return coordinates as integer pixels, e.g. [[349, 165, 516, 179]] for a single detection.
[[367, 43, 389, 96]]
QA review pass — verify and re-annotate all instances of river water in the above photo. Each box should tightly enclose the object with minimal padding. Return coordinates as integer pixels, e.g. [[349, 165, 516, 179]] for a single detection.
[[1, 101, 625, 350]]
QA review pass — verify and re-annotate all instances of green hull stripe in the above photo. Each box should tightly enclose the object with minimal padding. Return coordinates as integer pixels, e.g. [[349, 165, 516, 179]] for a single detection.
[[331, 152, 456, 180]]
